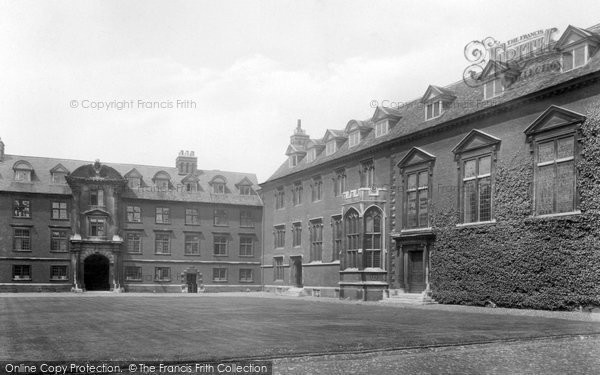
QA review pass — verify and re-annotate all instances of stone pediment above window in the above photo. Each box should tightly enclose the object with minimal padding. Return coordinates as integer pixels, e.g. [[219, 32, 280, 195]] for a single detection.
[[323, 129, 347, 156], [209, 175, 229, 194], [13, 160, 33, 171], [372, 106, 402, 122], [396, 147, 436, 171], [452, 129, 501, 159], [555, 25, 600, 50], [524, 105, 586, 140], [124, 168, 142, 179], [152, 171, 170, 182], [421, 85, 456, 104], [50, 163, 69, 174], [83, 208, 110, 216]]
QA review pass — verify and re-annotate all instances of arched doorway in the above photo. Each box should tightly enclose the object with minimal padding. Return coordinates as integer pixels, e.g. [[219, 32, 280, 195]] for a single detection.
[[84, 254, 110, 291]]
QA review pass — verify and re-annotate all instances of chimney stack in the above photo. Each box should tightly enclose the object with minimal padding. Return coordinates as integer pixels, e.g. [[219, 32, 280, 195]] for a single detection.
[[176, 150, 198, 175]]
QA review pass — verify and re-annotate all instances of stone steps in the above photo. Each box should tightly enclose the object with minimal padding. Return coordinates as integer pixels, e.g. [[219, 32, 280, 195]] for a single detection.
[[382, 290, 437, 305]]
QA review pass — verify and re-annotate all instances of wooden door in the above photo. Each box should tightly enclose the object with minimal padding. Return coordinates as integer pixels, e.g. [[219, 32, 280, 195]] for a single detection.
[[408, 251, 425, 293]]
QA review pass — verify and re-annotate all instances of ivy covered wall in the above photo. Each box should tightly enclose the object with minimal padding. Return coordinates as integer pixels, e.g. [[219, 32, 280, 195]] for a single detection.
[[430, 107, 600, 310]]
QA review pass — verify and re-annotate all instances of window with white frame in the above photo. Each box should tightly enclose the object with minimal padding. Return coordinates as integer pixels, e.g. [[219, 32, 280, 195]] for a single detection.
[[155, 232, 170, 254], [155, 207, 170, 224], [239, 269, 253, 282], [462, 155, 493, 223], [185, 208, 199, 225], [185, 234, 201, 255], [375, 120, 389, 137], [348, 131, 361, 147], [425, 100, 443, 120], [405, 170, 430, 229], [127, 232, 142, 253], [239, 236, 254, 257], [13, 228, 31, 251], [326, 140, 337, 156], [562, 44, 588, 72], [50, 230, 68, 252], [13, 265, 31, 280], [213, 267, 227, 282], [484, 77, 504, 100], [13, 199, 31, 218], [154, 267, 170, 281], [50, 265, 68, 280], [51, 172, 67, 184], [127, 206, 141, 223], [89, 217, 106, 237], [52, 202, 68, 220], [213, 235, 228, 256], [364, 208, 382, 268]]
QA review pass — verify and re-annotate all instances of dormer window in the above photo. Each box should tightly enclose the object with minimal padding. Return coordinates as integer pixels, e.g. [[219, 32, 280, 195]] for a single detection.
[[51, 172, 66, 184], [484, 78, 504, 100], [375, 120, 389, 138], [425, 101, 443, 120], [127, 177, 141, 188], [185, 182, 198, 192], [153, 171, 171, 190], [562, 44, 588, 72], [326, 140, 337, 156], [13, 161, 33, 182], [239, 185, 253, 195], [289, 154, 300, 167], [348, 131, 361, 147], [213, 183, 225, 194], [306, 148, 317, 163]]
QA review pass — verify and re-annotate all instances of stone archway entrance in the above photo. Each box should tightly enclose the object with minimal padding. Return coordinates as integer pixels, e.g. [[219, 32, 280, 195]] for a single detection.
[[84, 254, 110, 291]]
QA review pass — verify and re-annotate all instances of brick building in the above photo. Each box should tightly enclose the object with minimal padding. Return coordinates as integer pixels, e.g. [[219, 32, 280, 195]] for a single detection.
[[260, 23, 600, 303], [0, 149, 262, 293]]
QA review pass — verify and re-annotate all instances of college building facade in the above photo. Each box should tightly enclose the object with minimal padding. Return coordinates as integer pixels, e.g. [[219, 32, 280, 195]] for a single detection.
[[0, 149, 263, 293], [261, 23, 600, 306]]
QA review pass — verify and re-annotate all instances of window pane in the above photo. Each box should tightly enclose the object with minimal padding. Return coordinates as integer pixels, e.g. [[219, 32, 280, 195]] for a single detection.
[[562, 51, 573, 71], [464, 159, 477, 179], [537, 164, 554, 215], [418, 171, 428, 187], [574, 45, 586, 68], [556, 161, 575, 213], [557, 137, 574, 159], [494, 78, 503, 96], [418, 189, 428, 227], [365, 216, 373, 233], [538, 141, 555, 163], [407, 191, 417, 228], [433, 101, 440, 117], [479, 177, 492, 221], [464, 179, 477, 223], [478, 156, 491, 175], [426, 104, 433, 119], [407, 174, 417, 190]]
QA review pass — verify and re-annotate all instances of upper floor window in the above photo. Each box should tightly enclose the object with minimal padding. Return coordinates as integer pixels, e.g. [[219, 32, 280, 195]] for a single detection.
[[289, 154, 300, 167], [50, 230, 68, 252], [306, 148, 317, 163], [155, 233, 171, 254], [51, 172, 67, 184], [360, 160, 375, 188], [89, 217, 106, 237], [292, 222, 302, 247], [239, 236, 254, 257], [185, 234, 201, 255], [14, 199, 31, 218], [90, 189, 104, 206], [13, 161, 33, 182], [326, 140, 337, 156], [535, 136, 577, 215], [213, 235, 228, 256], [275, 188, 285, 209], [240, 210, 254, 228], [484, 78, 504, 100], [127, 206, 141, 223], [155, 207, 170, 224], [127, 177, 141, 189], [462, 155, 493, 223], [239, 185, 253, 195], [562, 44, 588, 72], [211, 182, 224, 194], [13, 228, 31, 251], [185, 208, 199, 225], [375, 120, 389, 137], [309, 219, 323, 262], [312, 177, 323, 202], [213, 209, 228, 226], [348, 131, 361, 147], [127, 232, 142, 254], [405, 171, 429, 229], [425, 100, 443, 120], [292, 182, 303, 206], [274, 225, 285, 248], [153, 171, 171, 191], [52, 202, 68, 220], [364, 208, 382, 268], [334, 169, 346, 196]]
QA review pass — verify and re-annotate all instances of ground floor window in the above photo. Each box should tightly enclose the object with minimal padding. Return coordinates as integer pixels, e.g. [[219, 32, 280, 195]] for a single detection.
[[213, 268, 227, 282], [125, 266, 142, 281], [13, 265, 31, 280], [154, 267, 170, 281], [50, 265, 68, 280], [239, 269, 253, 282], [273, 257, 284, 281]]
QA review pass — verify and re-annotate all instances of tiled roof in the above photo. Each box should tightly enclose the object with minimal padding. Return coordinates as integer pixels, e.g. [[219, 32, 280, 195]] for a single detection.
[[0, 154, 262, 206], [263, 24, 600, 184]]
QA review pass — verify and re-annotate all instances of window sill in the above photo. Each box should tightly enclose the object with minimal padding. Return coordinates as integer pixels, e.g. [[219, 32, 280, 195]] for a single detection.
[[50, 277, 69, 281], [239, 255, 255, 258], [456, 220, 496, 228], [50, 218, 70, 221], [13, 216, 32, 220], [401, 227, 433, 233], [184, 253, 201, 256], [184, 223, 201, 226], [125, 279, 142, 282], [126, 221, 143, 224], [212, 280, 228, 283], [13, 250, 32, 252], [50, 250, 69, 253], [12, 278, 32, 281], [239, 280, 254, 283], [530, 211, 582, 219], [155, 253, 172, 256], [154, 279, 171, 283], [213, 254, 229, 257]]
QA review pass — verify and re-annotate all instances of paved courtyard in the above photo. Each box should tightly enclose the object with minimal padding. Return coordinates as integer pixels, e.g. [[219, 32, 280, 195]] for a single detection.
[[1, 293, 599, 373]]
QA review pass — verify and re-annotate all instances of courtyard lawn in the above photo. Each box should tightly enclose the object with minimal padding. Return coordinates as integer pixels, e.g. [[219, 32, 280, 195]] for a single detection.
[[1, 294, 599, 362]]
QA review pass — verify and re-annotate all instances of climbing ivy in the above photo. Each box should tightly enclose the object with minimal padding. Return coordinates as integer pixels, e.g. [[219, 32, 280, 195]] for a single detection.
[[429, 107, 600, 310]]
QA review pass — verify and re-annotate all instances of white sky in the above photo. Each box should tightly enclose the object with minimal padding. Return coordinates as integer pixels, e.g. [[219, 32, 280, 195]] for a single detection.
[[1, 0, 599, 182]]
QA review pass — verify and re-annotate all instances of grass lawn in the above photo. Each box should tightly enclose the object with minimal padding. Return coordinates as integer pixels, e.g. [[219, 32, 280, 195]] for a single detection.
[[1, 295, 599, 361]]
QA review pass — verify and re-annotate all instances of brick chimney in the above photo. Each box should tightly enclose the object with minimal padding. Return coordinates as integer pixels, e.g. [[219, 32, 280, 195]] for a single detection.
[[289, 119, 310, 150], [176, 150, 198, 175]]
